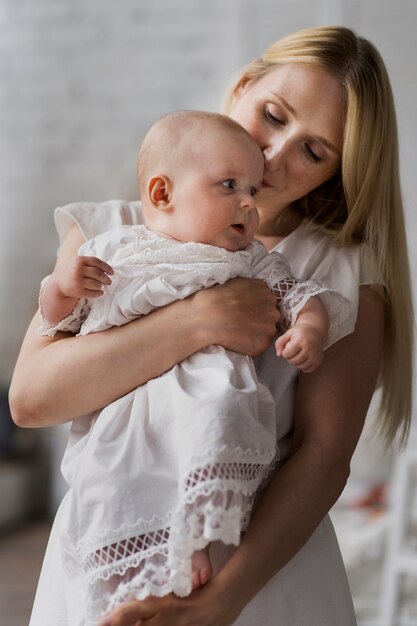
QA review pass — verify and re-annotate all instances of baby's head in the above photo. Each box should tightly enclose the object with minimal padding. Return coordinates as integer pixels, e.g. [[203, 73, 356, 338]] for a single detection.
[[137, 110, 264, 251]]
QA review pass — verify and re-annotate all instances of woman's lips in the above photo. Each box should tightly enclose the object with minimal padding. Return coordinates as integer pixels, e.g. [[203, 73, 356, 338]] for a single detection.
[[262, 179, 274, 188]]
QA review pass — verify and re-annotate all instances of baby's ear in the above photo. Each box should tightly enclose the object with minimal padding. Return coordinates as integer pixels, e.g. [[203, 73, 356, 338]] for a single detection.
[[148, 175, 172, 210]]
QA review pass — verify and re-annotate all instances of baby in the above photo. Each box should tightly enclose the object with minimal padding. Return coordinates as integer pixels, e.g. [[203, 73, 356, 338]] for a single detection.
[[39, 111, 347, 622]]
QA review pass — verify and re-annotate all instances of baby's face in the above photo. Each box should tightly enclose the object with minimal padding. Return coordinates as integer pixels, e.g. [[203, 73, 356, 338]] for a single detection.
[[167, 129, 264, 252]]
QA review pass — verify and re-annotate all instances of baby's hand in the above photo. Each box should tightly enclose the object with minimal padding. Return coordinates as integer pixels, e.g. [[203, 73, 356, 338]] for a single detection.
[[275, 323, 324, 373], [52, 256, 114, 299]]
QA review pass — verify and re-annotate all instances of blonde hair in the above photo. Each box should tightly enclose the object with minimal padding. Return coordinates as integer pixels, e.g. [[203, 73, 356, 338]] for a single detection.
[[225, 26, 413, 445]]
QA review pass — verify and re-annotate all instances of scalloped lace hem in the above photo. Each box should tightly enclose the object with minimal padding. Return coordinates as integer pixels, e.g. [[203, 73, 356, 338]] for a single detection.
[[67, 452, 279, 620], [78, 469, 276, 582], [67, 451, 279, 621], [83, 493, 253, 621]]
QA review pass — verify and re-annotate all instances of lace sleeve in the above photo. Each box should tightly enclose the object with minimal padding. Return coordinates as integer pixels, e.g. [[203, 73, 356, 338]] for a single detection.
[[38, 276, 90, 337], [252, 250, 350, 349]]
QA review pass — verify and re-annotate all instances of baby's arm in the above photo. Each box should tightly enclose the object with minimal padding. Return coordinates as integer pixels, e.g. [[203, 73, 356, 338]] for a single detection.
[[275, 295, 328, 373], [41, 255, 114, 325], [248, 244, 346, 373]]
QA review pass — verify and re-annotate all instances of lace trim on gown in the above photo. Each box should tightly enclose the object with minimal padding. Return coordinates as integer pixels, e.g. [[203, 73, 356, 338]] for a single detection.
[[38, 276, 90, 337], [70, 447, 279, 618], [255, 263, 350, 346]]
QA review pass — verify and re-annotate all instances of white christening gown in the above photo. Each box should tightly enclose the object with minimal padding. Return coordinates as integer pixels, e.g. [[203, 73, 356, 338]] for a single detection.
[[39, 222, 347, 623], [30, 200, 379, 626]]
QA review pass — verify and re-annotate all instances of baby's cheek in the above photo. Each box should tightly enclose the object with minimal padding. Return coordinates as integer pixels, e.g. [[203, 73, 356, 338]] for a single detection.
[[246, 223, 258, 242]]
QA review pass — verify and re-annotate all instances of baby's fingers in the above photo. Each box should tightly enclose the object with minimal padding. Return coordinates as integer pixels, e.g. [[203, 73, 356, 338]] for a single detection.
[[81, 256, 114, 276], [276, 334, 302, 360], [275, 331, 296, 357], [82, 266, 113, 288], [296, 353, 323, 373], [79, 281, 105, 298], [80, 257, 114, 285]]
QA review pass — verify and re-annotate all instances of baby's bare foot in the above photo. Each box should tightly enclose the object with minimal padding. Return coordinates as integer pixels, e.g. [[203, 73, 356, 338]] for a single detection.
[[191, 547, 213, 589]]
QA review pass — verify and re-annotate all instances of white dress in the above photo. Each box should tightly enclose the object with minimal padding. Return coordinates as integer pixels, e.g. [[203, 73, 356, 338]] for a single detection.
[[30, 200, 376, 626], [39, 222, 347, 624]]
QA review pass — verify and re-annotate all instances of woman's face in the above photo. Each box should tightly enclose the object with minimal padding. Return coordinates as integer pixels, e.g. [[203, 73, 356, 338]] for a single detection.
[[229, 64, 344, 224]]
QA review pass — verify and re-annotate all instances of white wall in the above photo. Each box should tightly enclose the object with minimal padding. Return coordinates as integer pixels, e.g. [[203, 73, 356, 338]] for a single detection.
[[1, 0, 416, 385], [0, 0, 243, 383]]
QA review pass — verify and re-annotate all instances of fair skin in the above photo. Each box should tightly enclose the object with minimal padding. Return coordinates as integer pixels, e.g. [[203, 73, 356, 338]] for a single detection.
[[42, 125, 328, 373], [231, 64, 345, 249], [9, 65, 384, 625], [40, 122, 328, 591]]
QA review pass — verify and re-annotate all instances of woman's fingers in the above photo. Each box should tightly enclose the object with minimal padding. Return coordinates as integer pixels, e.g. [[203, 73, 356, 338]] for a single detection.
[[98, 599, 156, 626], [198, 277, 280, 356]]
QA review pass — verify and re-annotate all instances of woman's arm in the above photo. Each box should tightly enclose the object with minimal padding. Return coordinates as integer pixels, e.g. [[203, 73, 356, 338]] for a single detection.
[[9, 225, 280, 428], [100, 285, 384, 626]]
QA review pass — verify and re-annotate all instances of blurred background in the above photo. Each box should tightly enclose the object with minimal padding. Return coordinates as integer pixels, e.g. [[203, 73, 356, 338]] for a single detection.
[[0, 1, 416, 625]]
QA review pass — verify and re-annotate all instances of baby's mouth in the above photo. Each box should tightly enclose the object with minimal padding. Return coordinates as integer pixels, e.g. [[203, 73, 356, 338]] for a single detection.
[[231, 223, 245, 233]]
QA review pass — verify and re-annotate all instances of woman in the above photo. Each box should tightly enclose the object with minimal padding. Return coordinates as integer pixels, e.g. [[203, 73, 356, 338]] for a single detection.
[[10, 26, 413, 626]]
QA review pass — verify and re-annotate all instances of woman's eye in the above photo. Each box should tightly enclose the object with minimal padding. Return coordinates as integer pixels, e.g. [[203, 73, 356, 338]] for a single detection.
[[264, 106, 284, 125], [304, 143, 321, 164], [222, 179, 236, 190]]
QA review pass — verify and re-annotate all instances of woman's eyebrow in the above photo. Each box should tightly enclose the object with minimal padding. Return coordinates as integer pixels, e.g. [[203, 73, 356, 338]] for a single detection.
[[315, 136, 340, 155], [271, 94, 296, 116]]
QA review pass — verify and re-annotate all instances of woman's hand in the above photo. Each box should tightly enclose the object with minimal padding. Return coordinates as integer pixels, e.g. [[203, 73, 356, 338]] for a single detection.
[[193, 277, 280, 357], [98, 582, 240, 626]]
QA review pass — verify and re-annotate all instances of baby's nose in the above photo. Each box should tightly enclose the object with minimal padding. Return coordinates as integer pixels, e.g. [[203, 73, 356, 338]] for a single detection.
[[241, 192, 256, 210]]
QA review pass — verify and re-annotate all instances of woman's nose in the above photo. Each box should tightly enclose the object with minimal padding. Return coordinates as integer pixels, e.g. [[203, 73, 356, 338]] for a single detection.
[[263, 136, 289, 170]]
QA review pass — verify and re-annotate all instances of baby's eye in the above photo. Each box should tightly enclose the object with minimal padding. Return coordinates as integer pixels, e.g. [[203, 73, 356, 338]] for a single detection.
[[250, 187, 258, 197], [222, 179, 236, 190]]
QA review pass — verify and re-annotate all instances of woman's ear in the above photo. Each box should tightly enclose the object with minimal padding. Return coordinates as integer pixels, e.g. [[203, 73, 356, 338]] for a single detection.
[[148, 176, 172, 210], [233, 77, 251, 100]]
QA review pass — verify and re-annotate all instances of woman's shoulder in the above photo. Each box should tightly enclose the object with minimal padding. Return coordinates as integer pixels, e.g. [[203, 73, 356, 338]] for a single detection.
[[275, 220, 381, 343], [276, 220, 373, 286], [53, 199, 145, 245]]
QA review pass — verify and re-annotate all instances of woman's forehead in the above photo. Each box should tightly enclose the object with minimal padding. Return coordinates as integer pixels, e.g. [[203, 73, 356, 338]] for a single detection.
[[255, 64, 340, 103]]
